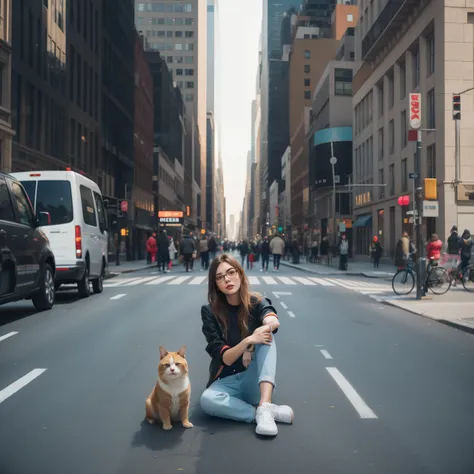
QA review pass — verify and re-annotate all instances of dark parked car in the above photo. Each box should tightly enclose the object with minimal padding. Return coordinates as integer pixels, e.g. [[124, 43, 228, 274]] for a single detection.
[[0, 171, 56, 311]]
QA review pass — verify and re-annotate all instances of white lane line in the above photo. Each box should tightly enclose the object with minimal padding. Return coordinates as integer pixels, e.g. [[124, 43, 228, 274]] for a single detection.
[[146, 276, 175, 285], [320, 349, 333, 359], [0, 332, 18, 343], [308, 277, 335, 286], [110, 294, 126, 300], [272, 291, 292, 298], [0, 369, 47, 404], [168, 276, 192, 285], [287, 311, 296, 318], [277, 277, 297, 285], [123, 276, 159, 286], [291, 277, 317, 285], [104, 277, 141, 287], [248, 276, 260, 285], [189, 276, 207, 285], [314, 344, 325, 347], [262, 276, 278, 285], [324, 278, 354, 289], [326, 367, 378, 419], [280, 302, 288, 309]]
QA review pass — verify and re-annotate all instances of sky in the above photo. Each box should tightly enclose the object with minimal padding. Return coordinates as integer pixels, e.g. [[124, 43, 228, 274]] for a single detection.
[[216, 0, 262, 223]]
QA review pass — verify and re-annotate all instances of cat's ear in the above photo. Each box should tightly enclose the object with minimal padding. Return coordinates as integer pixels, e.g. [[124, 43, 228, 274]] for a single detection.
[[159, 346, 169, 359], [177, 345, 187, 358]]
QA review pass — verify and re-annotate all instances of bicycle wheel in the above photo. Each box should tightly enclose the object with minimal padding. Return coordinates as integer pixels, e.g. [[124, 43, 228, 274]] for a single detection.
[[461, 265, 474, 292], [427, 266, 451, 295], [392, 269, 415, 296]]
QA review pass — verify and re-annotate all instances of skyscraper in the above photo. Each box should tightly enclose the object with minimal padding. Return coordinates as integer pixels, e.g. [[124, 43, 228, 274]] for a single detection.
[[135, 1, 207, 228]]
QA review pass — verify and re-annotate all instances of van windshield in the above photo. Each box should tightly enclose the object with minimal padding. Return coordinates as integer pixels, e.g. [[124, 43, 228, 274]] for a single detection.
[[21, 180, 73, 226]]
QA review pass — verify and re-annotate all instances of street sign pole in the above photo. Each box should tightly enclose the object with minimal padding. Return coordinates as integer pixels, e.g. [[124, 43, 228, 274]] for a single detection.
[[409, 93, 423, 300]]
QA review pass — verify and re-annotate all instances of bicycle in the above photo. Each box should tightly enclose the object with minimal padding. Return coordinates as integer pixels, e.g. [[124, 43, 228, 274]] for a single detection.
[[451, 262, 474, 292], [392, 256, 451, 296]]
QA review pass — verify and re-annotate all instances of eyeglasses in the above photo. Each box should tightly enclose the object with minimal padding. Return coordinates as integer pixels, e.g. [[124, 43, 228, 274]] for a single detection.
[[215, 268, 239, 283]]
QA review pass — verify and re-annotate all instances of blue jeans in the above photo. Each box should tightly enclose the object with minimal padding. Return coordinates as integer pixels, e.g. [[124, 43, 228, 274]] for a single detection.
[[200, 340, 277, 423]]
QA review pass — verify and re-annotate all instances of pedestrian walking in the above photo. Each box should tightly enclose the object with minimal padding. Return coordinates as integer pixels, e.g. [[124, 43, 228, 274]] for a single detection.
[[168, 236, 177, 271], [158, 230, 170, 272], [270, 234, 284, 271], [200, 235, 210, 270], [460, 229, 472, 275], [208, 234, 218, 262], [199, 253, 294, 437], [260, 236, 270, 272], [239, 239, 249, 269], [180, 233, 196, 272], [146, 232, 157, 264], [338, 233, 349, 271], [370, 236, 383, 268]]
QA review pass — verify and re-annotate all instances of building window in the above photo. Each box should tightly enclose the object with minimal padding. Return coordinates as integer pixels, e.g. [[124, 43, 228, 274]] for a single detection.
[[167, 56, 173, 64], [401, 110, 407, 148], [304, 64, 310, 74], [347, 14, 354, 21], [388, 71, 394, 108], [185, 18, 194, 25], [185, 56, 194, 64], [184, 4, 192, 12], [304, 90, 311, 99], [304, 78, 310, 87], [175, 43, 183, 50], [427, 35, 435, 75], [176, 69, 183, 76], [334, 68, 352, 96], [389, 164, 395, 195], [378, 127, 384, 159], [399, 62, 406, 99], [185, 93, 194, 101], [378, 83, 384, 117], [137, 3, 144, 11], [185, 81, 194, 89], [412, 45, 420, 87], [185, 31, 194, 38], [184, 43, 194, 51], [379, 169, 385, 198], [304, 50, 310, 59], [389, 120, 394, 154], [427, 144, 436, 178], [427, 88, 435, 129], [175, 56, 184, 63], [185, 68, 194, 76], [401, 158, 408, 191]]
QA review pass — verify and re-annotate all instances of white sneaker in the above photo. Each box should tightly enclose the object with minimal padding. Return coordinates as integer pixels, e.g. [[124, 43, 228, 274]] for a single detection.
[[255, 404, 278, 436], [264, 403, 294, 424]]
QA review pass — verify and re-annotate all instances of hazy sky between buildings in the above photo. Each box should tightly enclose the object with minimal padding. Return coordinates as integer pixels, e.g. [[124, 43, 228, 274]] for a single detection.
[[218, 0, 262, 222]]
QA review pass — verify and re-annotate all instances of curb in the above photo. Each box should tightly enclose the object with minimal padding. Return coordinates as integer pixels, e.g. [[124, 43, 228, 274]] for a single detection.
[[105, 265, 151, 280], [279, 261, 391, 279], [381, 298, 474, 335]]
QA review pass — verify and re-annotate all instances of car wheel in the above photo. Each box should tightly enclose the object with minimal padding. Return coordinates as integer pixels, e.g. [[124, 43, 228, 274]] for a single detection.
[[78, 265, 90, 298], [32, 264, 55, 311], [92, 264, 105, 294]]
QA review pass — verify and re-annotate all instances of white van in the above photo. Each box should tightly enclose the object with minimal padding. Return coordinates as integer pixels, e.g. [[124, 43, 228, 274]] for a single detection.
[[11, 170, 108, 298]]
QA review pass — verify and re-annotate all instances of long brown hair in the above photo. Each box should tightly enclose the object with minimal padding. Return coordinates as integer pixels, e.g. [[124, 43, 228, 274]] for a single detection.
[[207, 254, 260, 339]]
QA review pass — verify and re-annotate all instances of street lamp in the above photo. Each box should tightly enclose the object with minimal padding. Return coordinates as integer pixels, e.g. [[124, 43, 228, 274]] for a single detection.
[[330, 149, 338, 249]]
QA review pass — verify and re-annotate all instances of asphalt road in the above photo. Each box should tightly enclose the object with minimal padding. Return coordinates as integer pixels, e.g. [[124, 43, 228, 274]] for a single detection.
[[1, 260, 474, 474]]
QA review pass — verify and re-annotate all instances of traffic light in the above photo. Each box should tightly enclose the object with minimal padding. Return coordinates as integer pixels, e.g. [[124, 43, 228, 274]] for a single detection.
[[397, 195, 410, 206], [424, 178, 437, 200], [453, 94, 461, 120]]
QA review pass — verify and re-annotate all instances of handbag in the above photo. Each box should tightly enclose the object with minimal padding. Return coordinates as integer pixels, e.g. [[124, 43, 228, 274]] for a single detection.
[[192, 251, 197, 259]]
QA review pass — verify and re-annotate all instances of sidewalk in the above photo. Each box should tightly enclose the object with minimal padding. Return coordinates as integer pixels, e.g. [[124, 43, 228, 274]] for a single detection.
[[106, 259, 150, 278], [380, 291, 474, 334], [280, 258, 395, 279]]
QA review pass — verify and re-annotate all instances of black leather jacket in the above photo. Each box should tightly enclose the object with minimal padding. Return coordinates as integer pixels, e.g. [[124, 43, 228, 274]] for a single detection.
[[201, 295, 278, 388]]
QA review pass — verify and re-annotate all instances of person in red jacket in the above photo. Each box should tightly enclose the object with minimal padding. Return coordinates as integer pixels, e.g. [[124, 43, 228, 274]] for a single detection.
[[146, 232, 157, 263], [426, 233, 443, 261]]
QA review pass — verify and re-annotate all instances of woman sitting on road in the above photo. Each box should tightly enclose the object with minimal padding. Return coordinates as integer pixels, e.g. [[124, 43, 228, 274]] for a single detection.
[[200, 254, 294, 437]]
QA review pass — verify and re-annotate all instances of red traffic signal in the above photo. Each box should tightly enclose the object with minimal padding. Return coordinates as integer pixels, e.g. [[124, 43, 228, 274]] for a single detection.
[[397, 195, 410, 206]]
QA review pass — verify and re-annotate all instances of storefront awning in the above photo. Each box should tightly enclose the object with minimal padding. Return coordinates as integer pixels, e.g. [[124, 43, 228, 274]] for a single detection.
[[352, 215, 372, 228]]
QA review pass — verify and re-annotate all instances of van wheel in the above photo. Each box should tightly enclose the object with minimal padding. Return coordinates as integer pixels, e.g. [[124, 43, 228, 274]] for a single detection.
[[78, 265, 90, 298], [92, 265, 105, 294], [32, 264, 55, 311]]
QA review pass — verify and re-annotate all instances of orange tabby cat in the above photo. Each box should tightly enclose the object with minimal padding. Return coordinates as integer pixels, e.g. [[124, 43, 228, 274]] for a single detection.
[[145, 345, 193, 430]]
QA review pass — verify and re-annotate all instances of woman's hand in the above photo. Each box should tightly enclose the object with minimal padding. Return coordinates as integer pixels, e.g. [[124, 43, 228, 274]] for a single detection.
[[242, 350, 252, 368], [253, 325, 272, 335], [246, 331, 272, 346]]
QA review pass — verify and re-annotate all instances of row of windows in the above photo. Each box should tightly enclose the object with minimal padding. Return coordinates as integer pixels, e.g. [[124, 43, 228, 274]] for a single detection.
[[334, 68, 352, 96], [354, 90, 373, 135], [147, 42, 194, 52], [175, 81, 194, 89], [68, 0, 100, 56], [137, 3, 193, 13], [159, 165, 179, 194], [168, 68, 194, 76], [165, 55, 194, 64], [136, 16, 195, 26], [145, 29, 194, 38]]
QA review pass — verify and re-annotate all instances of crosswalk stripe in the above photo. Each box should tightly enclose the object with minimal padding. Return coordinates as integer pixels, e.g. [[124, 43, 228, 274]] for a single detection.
[[248, 276, 260, 285], [324, 278, 354, 289], [262, 276, 278, 285], [0, 369, 47, 405], [168, 276, 192, 285], [277, 277, 296, 285], [345, 281, 366, 287], [291, 277, 316, 285], [104, 277, 141, 287], [123, 276, 159, 286], [145, 276, 176, 285], [190, 276, 207, 285], [308, 277, 335, 286]]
